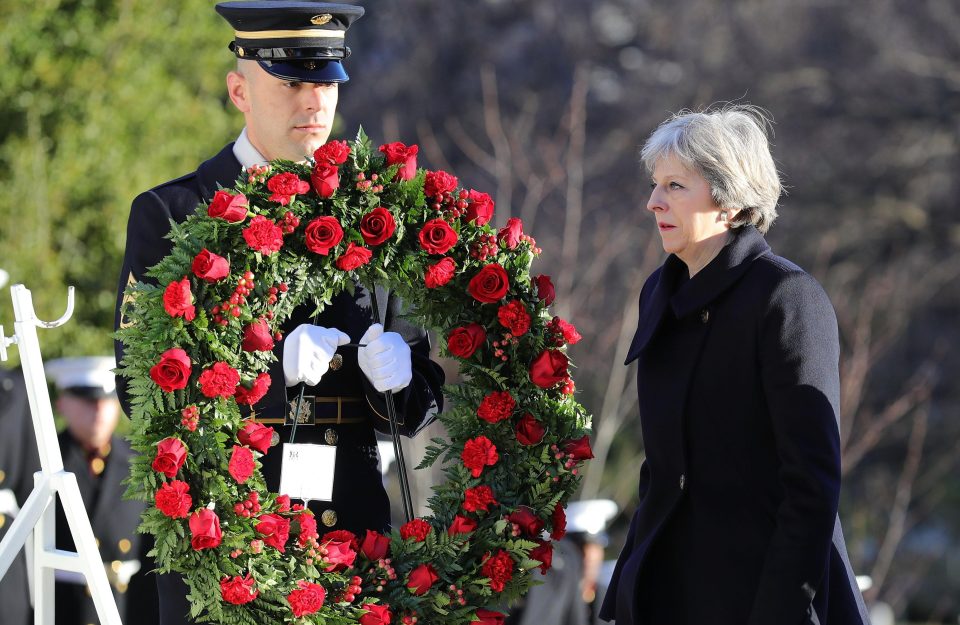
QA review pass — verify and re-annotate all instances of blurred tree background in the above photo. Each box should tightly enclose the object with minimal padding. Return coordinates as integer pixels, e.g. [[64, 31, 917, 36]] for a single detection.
[[1, 0, 957, 621]]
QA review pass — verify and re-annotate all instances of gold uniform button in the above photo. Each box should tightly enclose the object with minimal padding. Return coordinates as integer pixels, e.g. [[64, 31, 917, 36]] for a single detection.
[[119, 539, 132, 554], [117, 582, 128, 594], [321, 509, 337, 527], [91, 458, 105, 475], [0, 513, 6, 529], [95, 538, 100, 548], [329, 353, 343, 371], [0, 469, 6, 483], [324, 428, 338, 445], [111, 560, 122, 573]]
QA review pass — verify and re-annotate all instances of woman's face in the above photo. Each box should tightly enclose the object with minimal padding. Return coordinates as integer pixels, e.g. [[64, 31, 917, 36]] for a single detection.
[[647, 154, 728, 265]]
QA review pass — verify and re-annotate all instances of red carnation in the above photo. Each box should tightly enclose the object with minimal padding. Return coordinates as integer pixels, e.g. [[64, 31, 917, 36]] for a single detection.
[[448, 515, 478, 536], [276, 494, 291, 512], [563, 435, 594, 460], [189, 509, 222, 550], [267, 172, 310, 205], [152, 437, 187, 478], [321, 530, 358, 572], [529, 349, 569, 389], [482, 550, 515, 592], [463, 485, 498, 513], [424, 257, 456, 288], [424, 170, 458, 198], [477, 391, 515, 424], [314, 140, 351, 165], [406, 563, 439, 596], [380, 141, 418, 181], [304, 216, 344, 255], [287, 580, 326, 618], [533, 274, 556, 306], [234, 372, 271, 406], [163, 277, 195, 321], [256, 513, 291, 552], [418, 219, 458, 255], [530, 540, 554, 574], [400, 518, 432, 542], [497, 300, 531, 336], [515, 413, 546, 446], [551, 503, 567, 540], [360, 207, 397, 246], [498, 217, 523, 249], [238, 421, 274, 454], [228, 445, 255, 484], [360, 530, 390, 561], [336, 242, 373, 271], [360, 603, 394, 625], [241, 318, 275, 352], [149, 348, 192, 392], [191, 249, 230, 282], [447, 323, 485, 359], [466, 189, 495, 225], [507, 506, 544, 537], [220, 574, 258, 605], [468, 264, 510, 303], [311, 163, 340, 198], [243, 216, 284, 255], [472, 609, 506, 625], [548, 316, 582, 346], [155, 480, 192, 518], [207, 190, 248, 222], [462, 436, 499, 478], [198, 361, 240, 398]]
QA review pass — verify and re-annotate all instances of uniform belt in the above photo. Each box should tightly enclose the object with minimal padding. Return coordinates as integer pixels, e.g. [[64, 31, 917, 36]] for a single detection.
[[254, 395, 367, 425]]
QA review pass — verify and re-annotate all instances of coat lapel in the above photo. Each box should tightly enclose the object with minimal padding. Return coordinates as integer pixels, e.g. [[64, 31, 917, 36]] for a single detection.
[[196, 143, 243, 202], [624, 256, 686, 364]]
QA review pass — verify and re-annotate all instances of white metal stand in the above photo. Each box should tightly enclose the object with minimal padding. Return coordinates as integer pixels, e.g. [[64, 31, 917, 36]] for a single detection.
[[0, 283, 122, 625]]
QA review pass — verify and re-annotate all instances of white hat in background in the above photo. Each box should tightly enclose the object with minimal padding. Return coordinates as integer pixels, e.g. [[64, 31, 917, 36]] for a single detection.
[[45, 356, 117, 399], [565, 499, 619, 537], [0, 269, 8, 289]]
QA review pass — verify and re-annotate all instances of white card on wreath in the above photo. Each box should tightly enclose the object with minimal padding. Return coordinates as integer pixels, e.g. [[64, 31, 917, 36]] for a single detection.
[[279, 443, 336, 502]]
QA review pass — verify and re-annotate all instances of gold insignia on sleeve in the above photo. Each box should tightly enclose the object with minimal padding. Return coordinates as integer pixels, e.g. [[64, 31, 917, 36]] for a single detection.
[[119, 272, 138, 329], [311, 14, 333, 25]]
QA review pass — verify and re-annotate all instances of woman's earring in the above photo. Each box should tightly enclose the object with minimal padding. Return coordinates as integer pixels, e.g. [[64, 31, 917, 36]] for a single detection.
[[719, 210, 729, 223]]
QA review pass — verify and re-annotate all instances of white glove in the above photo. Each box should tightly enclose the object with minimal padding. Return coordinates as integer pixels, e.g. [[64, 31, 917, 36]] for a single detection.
[[282, 324, 351, 387], [357, 323, 413, 393]]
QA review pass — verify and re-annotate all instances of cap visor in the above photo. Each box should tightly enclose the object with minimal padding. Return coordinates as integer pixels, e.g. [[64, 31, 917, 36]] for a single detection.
[[258, 59, 349, 83]]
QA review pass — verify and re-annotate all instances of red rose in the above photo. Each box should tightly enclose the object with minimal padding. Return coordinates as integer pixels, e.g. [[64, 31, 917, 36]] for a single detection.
[[472, 609, 506, 625], [529, 349, 569, 388], [448, 515, 477, 536], [198, 361, 240, 398], [466, 190, 495, 225], [359, 207, 397, 246], [321, 530, 358, 571], [208, 190, 248, 222], [477, 391, 515, 424], [155, 480, 192, 518], [400, 518, 432, 542], [228, 445, 255, 484], [515, 413, 546, 446], [149, 348, 192, 392], [256, 513, 291, 552], [220, 574, 258, 605], [304, 215, 344, 255], [191, 249, 230, 282], [406, 563, 439, 596], [550, 503, 567, 540], [189, 508, 222, 550], [497, 300, 530, 336], [234, 372, 271, 406], [360, 603, 394, 625], [238, 421, 274, 454], [462, 436, 499, 478], [314, 140, 350, 165], [267, 172, 310, 205], [287, 580, 326, 618], [380, 141, 418, 181], [311, 163, 340, 198], [360, 530, 390, 561], [563, 435, 594, 460], [481, 550, 514, 592], [548, 316, 582, 346], [463, 485, 498, 513], [297, 512, 319, 548], [424, 170, 458, 198], [241, 318, 275, 352], [276, 494, 291, 512], [530, 540, 554, 574], [243, 216, 284, 255], [447, 323, 485, 359], [163, 277, 195, 321], [498, 217, 523, 249], [424, 257, 456, 288], [533, 274, 555, 306], [418, 218, 458, 254], [152, 437, 187, 478], [468, 264, 509, 303], [507, 507, 544, 537], [336, 242, 373, 271]]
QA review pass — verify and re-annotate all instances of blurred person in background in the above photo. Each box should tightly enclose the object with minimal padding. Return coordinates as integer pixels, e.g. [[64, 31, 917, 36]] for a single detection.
[[599, 105, 870, 625]]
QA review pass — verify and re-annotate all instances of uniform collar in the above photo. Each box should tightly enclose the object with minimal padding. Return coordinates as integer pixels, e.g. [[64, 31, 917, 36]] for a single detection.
[[232, 128, 269, 170]]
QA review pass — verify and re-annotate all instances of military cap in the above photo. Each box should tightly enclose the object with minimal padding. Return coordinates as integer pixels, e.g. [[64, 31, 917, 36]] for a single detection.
[[566, 499, 618, 539], [46, 357, 117, 399], [216, 1, 364, 83]]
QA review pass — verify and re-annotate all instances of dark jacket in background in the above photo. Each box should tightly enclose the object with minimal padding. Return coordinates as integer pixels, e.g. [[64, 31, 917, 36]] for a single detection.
[[599, 226, 870, 625]]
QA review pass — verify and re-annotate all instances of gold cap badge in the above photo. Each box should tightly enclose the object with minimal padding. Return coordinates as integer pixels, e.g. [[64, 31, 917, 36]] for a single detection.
[[311, 14, 332, 25]]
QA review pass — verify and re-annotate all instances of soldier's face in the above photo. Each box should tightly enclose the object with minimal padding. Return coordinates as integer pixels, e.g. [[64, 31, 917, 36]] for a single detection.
[[228, 62, 339, 162], [58, 394, 120, 451]]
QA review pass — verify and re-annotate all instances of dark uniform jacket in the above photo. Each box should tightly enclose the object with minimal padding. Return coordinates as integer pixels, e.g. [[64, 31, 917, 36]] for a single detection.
[[114, 144, 444, 625], [599, 226, 870, 625]]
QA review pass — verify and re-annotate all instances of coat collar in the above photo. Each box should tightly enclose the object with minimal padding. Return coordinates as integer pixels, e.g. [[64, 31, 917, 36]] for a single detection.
[[625, 226, 770, 364], [196, 143, 243, 201]]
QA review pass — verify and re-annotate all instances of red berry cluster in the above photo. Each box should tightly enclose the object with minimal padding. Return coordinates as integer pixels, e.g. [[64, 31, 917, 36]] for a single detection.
[[446, 583, 467, 607], [402, 614, 421, 625], [370, 558, 398, 592], [514, 233, 541, 255], [212, 270, 256, 326], [280, 211, 300, 234], [264, 282, 289, 322], [470, 233, 498, 260], [356, 172, 384, 193], [233, 491, 261, 518], [545, 443, 580, 483], [246, 164, 270, 184], [431, 189, 469, 218], [335, 576, 363, 603], [491, 334, 518, 362], [180, 405, 199, 431]]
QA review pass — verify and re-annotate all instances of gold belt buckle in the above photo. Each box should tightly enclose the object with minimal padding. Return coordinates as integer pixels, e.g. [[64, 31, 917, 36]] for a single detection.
[[285, 395, 316, 426]]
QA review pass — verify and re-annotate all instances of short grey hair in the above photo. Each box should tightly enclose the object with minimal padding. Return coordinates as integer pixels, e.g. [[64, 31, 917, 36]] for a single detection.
[[641, 104, 782, 234]]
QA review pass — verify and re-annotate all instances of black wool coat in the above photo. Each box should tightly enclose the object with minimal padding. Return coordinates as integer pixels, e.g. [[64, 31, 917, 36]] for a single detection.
[[599, 226, 870, 625]]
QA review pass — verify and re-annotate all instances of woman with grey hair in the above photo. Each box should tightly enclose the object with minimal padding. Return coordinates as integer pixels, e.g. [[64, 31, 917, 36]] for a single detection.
[[598, 105, 870, 625]]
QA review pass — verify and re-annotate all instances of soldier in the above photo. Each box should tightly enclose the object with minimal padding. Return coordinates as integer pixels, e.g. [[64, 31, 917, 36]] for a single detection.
[[113, 3, 445, 624]]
